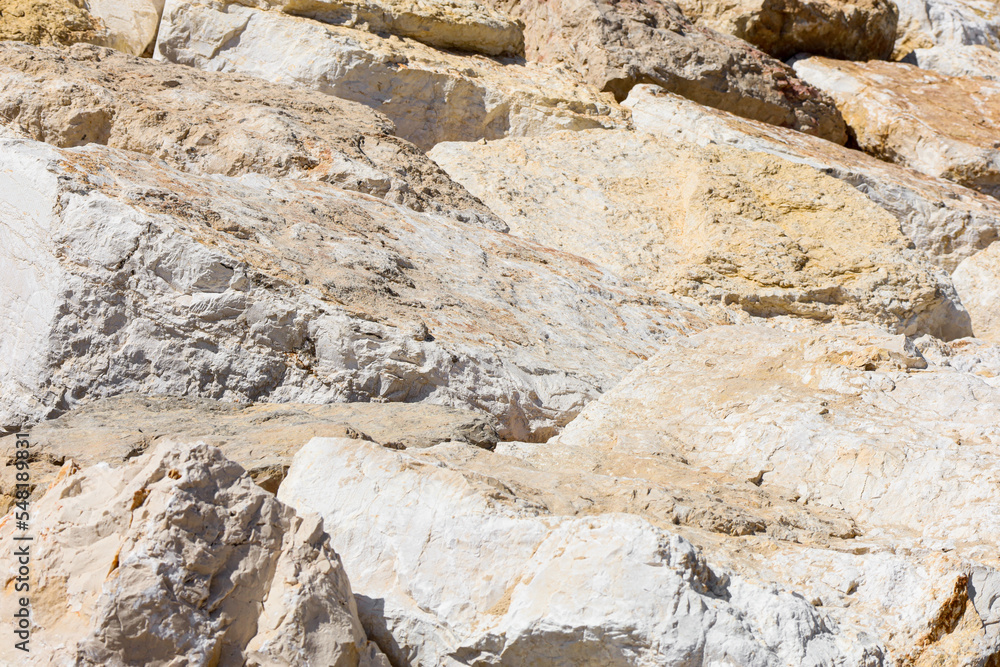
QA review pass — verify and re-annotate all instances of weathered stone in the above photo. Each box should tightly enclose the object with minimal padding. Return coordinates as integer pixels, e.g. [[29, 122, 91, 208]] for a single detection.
[[484, 0, 848, 142], [904, 43, 1000, 81], [155, 0, 626, 150], [893, 0, 1000, 59], [953, 243, 1000, 343], [675, 0, 898, 60], [81, 0, 165, 55], [622, 84, 1000, 272], [0, 0, 101, 46], [0, 440, 389, 666], [794, 56, 1000, 200], [0, 134, 714, 440], [0, 41, 505, 229], [430, 129, 970, 338]]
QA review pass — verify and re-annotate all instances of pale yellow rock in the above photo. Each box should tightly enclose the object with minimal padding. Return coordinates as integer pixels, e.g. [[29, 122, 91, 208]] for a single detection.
[[0, 0, 101, 46], [82, 0, 164, 55], [892, 0, 1000, 59], [675, 0, 898, 60], [430, 129, 971, 339], [953, 243, 1000, 342], [793, 56, 1000, 200]]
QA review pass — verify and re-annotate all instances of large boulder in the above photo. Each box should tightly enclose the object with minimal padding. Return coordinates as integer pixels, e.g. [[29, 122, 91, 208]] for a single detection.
[[0, 0, 163, 55], [893, 0, 1000, 58], [154, 0, 626, 150], [903, 43, 1000, 81], [430, 129, 970, 339], [622, 84, 1000, 272], [674, 0, 898, 60], [78, 0, 164, 55], [484, 0, 848, 142], [953, 243, 1000, 342], [0, 133, 715, 440], [0, 440, 389, 665], [794, 56, 1000, 200], [0, 41, 505, 229]]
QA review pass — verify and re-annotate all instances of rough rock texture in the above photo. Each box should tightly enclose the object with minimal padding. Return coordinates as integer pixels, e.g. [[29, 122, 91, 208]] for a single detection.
[[0, 440, 389, 666], [622, 84, 1000, 272], [953, 244, 1000, 342], [155, 0, 626, 150], [904, 43, 1000, 81], [794, 56, 1000, 200], [430, 130, 970, 338], [0, 0, 101, 46], [675, 0, 898, 60], [242, 0, 524, 56], [0, 133, 715, 440], [81, 0, 165, 55], [0, 41, 505, 229], [0, 394, 499, 509], [484, 0, 848, 142], [893, 0, 1000, 58]]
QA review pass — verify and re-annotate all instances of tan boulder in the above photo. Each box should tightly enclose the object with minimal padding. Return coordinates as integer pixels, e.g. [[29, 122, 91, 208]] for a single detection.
[[430, 129, 971, 339], [0, 41, 505, 229], [953, 243, 1000, 342], [675, 0, 898, 61], [79, 0, 164, 55], [484, 0, 848, 143], [793, 56, 1000, 200], [0, 0, 101, 46], [893, 0, 1000, 59], [0, 440, 389, 665], [904, 43, 1000, 81], [154, 0, 626, 150], [623, 84, 1000, 272]]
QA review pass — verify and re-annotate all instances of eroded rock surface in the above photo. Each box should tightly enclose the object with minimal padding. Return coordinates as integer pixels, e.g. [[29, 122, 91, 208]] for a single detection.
[[794, 56, 1000, 200], [0, 440, 389, 666], [0, 0, 101, 46], [954, 244, 1000, 343], [904, 43, 1000, 81], [430, 129, 970, 338], [893, 0, 1000, 58], [675, 0, 898, 60]]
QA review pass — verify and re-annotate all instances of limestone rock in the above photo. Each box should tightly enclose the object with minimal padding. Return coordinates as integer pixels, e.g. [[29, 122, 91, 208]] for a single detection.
[[154, 0, 626, 150], [0, 133, 715, 440], [953, 243, 1000, 342], [904, 43, 1000, 81], [893, 0, 1000, 59], [483, 0, 847, 143], [430, 129, 970, 339], [0, 440, 389, 666], [0, 0, 101, 46], [0, 41, 505, 230], [81, 0, 165, 55], [794, 56, 1000, 200], [675, 0, 898, 61], [622, 84, 1000, 272]]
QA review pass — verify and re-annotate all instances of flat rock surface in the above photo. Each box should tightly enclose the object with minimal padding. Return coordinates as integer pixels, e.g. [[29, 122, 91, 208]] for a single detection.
[[905, 43, 1000, 81], [794, 56, 1000, 200], [953, 243, 1000, 343], [430, 129, 969, 338]]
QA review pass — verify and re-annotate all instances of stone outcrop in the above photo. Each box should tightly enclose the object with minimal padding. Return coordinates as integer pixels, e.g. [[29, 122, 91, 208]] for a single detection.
[[0, 41, 505, 229], [485, 0, 848, 142], [953, 244, 1000, 342], [0, 0, 164, 55], [80, 0, 165, 55], [893, 0, 1000, 58], [0, 440, 389, 666], [154, 0, 626, 150], [675, 0, 898, 61], [0, 132, 715, 440], [904, 43, 1000, 81], [794, 56, 1000, 200], [430, 129, 970, 338], [622, 84, 1000, 272]]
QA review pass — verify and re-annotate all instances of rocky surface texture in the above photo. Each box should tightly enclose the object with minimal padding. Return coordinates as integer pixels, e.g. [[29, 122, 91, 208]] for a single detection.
[[904, 43, 1000, 81], [794, 56, 1000, 200], [954, 243, 1000, 342], [675, 0, 899, 60], [430, 129, 970, 338], [0, 0, 102, 46], [892, 0, 1000, 58]]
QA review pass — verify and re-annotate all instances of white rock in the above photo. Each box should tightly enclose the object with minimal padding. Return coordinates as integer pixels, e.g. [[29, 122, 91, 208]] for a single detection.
[[893, 0, 1000, 57], [905, 43, 1000, 81], [83, 0, 164, 55], [953, 243, 1000, 342]]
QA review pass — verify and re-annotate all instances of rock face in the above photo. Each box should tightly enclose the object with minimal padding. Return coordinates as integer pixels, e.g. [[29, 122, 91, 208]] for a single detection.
[[621, 84, 1000, 272], [0, 0, 101, 46], [430, 129, 970, 339], [904, 43, 1000, 81], [893, 0, 1000, 58], [794, 56, 1000, 200], [485, 0, 848, 142], [80, 0, 165, 55], [0, 440, 389, 666], [154, 0, 626, 150], [953, 244, 1000, 342], [675, 0, 898, 61], [0, 41, 505, 229], [0, 132, 714, 440]]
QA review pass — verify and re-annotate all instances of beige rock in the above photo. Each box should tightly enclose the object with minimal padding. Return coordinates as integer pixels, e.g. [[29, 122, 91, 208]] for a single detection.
[[793, 56, 1000, 200], [675, 0, 898, 60], [430, 129, 971, 339], [82, 0, 164, 55], [623, 84, 1000, 272], [484, 0, 847, 143], [953, 243, 1000, 342], [0, 440, 389, 666], [155, 0, 626, 150], [0, 41, 505, 229], [0, 0, 101, 46], [893, 0, 1000, 59], [905, 43, 1000, 81]]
